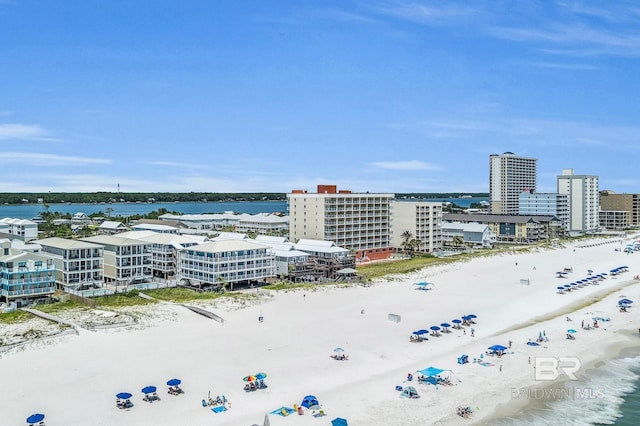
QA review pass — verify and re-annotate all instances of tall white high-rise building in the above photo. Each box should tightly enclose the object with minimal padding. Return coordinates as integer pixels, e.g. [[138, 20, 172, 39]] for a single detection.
[[489, 152, 537, 215], [557, 169, 600, 233]]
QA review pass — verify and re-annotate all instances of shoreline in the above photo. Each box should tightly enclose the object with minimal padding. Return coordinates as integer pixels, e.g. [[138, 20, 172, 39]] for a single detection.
[[482, 326, 640, 425]]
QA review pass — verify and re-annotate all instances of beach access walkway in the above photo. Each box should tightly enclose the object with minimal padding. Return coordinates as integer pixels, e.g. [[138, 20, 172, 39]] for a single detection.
[[22, 307, 80, 330], [138, 293, 225, 324]]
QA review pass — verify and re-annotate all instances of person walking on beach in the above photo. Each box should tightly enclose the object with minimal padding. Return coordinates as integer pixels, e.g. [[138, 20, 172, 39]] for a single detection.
[[471, 328, 475, 337]]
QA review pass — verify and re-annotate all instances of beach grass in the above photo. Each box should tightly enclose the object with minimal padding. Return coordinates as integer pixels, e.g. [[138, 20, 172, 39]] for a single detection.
[[356, 246, 530, 280], [94, 290, 157, 308], [0, 309, 32, 324], [262, 282, 315, 291], [140, 287, 224, 303], [37, 300, 86, 314]]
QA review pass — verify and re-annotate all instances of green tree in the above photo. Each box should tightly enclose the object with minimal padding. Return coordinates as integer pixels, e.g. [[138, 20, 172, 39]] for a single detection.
[[401, 230, 413, 253]]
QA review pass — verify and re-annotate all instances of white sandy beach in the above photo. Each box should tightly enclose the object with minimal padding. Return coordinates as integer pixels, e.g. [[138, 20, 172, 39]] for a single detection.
[[2, 236, 640, 426]]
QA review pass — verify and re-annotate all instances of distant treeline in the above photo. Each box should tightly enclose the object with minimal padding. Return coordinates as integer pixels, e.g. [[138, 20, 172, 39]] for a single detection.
[[0, 192, 489, 205], [396, 193, 489, 199], [0, 192, 287, 205]]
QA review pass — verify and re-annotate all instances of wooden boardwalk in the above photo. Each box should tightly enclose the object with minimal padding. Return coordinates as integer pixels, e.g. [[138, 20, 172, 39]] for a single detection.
[[179, 304, 225, 323]]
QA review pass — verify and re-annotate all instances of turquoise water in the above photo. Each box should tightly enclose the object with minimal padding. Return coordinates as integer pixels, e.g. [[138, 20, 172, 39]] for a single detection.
[[613, 368, 640, 425], [0, 197, 488, 219], [0, 200, 289, 219], [492, 356, 640, 425]]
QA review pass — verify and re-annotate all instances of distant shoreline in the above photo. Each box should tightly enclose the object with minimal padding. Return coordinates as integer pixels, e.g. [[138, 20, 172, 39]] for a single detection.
[[0, 192, 489, 206]]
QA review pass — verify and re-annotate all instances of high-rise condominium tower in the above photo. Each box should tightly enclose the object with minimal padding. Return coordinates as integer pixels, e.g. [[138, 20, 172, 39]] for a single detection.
[[489, 152, 537, 215]]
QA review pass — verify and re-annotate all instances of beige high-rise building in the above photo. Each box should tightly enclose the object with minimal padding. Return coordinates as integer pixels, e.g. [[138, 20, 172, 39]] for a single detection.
[[557, 169, 600, 233], [390, 201, 443, 253], [489, 152, 537, 214], [287, 185, 394, 262], [599, 191, 640, 226]]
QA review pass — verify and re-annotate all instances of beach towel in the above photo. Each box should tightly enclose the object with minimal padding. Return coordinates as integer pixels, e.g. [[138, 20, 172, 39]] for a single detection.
[[271, 407, 295, 417], [478, 362, 494, 367], [212, 406, 227, 413]]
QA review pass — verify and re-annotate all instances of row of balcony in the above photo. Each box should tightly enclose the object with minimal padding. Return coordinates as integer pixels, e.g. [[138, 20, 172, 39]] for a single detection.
[[0, 286, 56, 297], [117, 260, 152, 267], [180, 253, 272, 262], [180, 262, 274, 272], [181, 269, 275, 282]]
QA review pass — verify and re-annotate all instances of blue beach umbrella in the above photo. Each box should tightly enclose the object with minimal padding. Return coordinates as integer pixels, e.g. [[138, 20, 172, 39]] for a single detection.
[[166, 379, 181, 387], [567, 329, 577, 333], [557, 286, 565, 290], [255, 372, 268, 380], [26, 414, 45, 424], [430, 326, 441, 331], [488, 345, 507, 352], [451, 319, 462, 324], [116, 392, 132, 399], [466, 314, 477, 319], [440, 323, 451, 328], [141, 386, 156, 394], [413, 329, 428, 335]]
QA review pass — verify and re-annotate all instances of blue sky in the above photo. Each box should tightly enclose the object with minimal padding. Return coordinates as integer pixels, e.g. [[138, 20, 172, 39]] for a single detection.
[[1, 1, 639, 194]]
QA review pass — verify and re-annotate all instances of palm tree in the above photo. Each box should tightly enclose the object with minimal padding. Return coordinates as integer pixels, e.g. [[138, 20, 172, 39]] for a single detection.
[[408, 238, 422, 256], [217, 275, 232, 292], [401, 230, 413, 254]]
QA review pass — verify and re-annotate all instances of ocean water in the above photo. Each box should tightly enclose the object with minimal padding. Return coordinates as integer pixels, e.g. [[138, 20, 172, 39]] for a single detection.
[[0, 200, 289, 219], [0, 197, 488, 219], [493, 356, 640, 425]]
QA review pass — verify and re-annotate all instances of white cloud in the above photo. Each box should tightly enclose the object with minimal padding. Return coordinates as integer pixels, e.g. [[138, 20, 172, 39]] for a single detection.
[[0, 123, 49, 140], [491, 23, 640, 57], [147, 160, 212, 170], [371, 160, 439, 171], [528, 61, 599, 70], [0, 152, 111, 166], [376, 2, 476, 25]]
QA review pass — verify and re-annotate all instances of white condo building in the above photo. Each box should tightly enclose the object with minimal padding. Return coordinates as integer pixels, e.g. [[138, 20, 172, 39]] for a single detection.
[[82, 235, 152, 287], [38, 237, 104, 291], [557, 169, 600, 233], [118, 231, 205, 279], [177, 239, 275, 289], [0, 217, 39, 241], [518, 191, 569, 230], [390, 201, 443, 253], [489, 152, 537, 215], [287, 185, 394, 262]]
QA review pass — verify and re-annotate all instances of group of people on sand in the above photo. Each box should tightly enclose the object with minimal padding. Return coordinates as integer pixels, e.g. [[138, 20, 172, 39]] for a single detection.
[[142, 392, 160, 403], [456, 405, 473, 418], [116, 399, 133, 409], [244, 380, 267, 392], [205, 394, 227, 407], [168, 385, 184, 395]]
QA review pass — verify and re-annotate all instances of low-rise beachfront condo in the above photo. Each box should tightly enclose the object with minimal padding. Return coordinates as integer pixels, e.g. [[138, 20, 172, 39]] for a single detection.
[[177, 239, 276, 290], [38, 237, 105, 292], [0, 239, 56, 307], [81, 235, 152, 288]]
